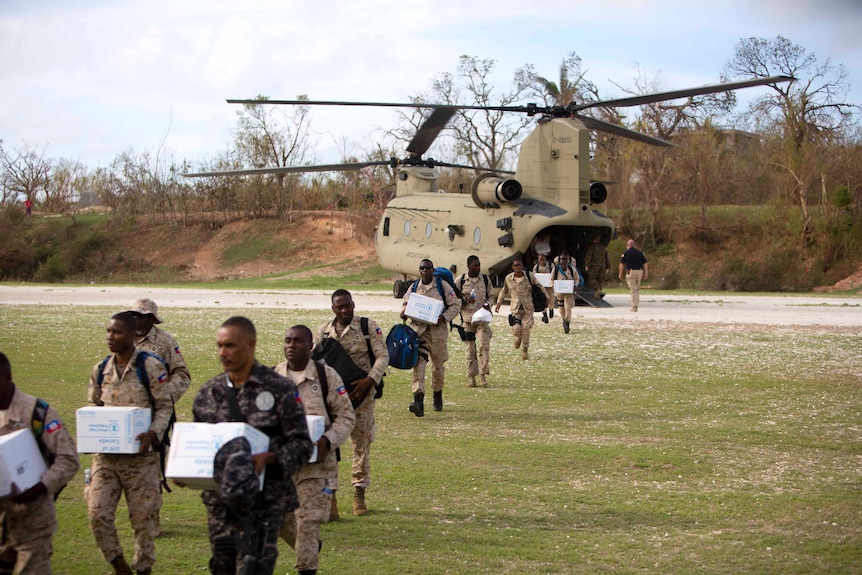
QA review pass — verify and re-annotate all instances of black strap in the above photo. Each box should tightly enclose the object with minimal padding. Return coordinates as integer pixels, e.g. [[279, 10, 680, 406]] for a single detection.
[[360, 317, 375, 364], [224, 383, 246, 423], [313, 361, 340, 462]]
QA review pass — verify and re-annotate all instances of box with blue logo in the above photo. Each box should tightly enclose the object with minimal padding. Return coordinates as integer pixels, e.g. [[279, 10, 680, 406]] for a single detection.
[[76, 406, 151, 454]]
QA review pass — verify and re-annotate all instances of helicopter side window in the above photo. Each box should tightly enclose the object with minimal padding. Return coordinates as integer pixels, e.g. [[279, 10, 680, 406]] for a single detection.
[[404, 220, 411, 236], [383, 217, 390, 237], [473, 227, 481, 245], [425, 222, 432, 239]]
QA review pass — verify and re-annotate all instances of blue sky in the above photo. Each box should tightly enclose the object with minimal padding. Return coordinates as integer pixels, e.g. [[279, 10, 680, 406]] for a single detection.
[[1, 0, 860, 169]]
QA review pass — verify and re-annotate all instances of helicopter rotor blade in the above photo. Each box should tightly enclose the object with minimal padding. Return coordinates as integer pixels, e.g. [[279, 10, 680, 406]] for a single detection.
[[572, 75, 795, 113], [406, 107, 457, 157], [575, 115, 673, 147], [183, 160, 393, 178]]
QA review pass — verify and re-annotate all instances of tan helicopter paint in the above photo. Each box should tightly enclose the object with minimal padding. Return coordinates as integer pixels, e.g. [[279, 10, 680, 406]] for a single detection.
[[376, 117, 612, 281]]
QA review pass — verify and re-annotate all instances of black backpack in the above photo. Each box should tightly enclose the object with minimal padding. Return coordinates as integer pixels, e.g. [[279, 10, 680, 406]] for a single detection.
[[95, 351, 175, 492], [525, 270, 548, 311]]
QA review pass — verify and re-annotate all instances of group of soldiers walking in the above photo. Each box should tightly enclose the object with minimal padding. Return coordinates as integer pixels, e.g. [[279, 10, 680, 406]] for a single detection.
[[0, 236, 647, 574]]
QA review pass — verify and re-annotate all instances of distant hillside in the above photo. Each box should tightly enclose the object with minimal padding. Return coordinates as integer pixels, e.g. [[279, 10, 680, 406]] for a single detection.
[[0, 207, 860, 293]]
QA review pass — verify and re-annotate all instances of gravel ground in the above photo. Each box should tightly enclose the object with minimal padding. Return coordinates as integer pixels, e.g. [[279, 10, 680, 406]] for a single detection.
[[0, 285, 860, 327]]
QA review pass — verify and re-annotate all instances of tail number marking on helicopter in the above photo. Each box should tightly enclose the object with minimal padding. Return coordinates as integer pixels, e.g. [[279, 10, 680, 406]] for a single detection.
[[553, 136, 573, 144]]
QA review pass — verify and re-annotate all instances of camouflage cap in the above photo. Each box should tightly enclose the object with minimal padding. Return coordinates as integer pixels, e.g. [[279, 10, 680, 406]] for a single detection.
[[213, 436, 260, 512], [129, 298, 163, 323]]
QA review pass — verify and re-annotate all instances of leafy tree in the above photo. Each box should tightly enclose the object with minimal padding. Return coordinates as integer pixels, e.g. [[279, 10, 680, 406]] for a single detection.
[[528, 51, 596, 107]]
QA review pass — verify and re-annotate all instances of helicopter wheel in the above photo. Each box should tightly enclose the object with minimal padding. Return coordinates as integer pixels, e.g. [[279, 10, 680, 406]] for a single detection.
[[393, 280, 408, 299]]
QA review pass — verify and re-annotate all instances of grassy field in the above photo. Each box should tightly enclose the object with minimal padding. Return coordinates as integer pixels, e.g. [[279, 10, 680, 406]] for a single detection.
[[1, 303, 860, 574]]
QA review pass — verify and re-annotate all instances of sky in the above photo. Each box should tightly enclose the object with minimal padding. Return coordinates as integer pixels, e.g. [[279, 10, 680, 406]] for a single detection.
[[1, 0, 860, 170]]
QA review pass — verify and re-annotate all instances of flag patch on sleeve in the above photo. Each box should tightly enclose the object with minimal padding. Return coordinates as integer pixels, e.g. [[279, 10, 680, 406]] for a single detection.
[[337, 385, 347, 396], [46, 419, 62, 434]]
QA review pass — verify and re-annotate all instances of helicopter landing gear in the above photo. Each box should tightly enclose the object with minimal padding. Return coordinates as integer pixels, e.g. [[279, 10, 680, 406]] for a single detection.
[[393, 279, 408, 299]]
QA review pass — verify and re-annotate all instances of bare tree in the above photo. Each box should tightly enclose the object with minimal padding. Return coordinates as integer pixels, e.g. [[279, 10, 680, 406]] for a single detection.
[[232, 95, 314, 220], [0, 142, 52, 208]]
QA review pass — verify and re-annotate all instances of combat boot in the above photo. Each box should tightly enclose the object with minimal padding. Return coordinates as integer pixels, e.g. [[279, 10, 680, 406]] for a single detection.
[[433, 390, 443, 411], [548, 307, 554, 319], [409, 393, 424, 417], [521, 348, 529, 360], [353, 486, 368, 516], [110, 555, 133, 575], [328, 492, 339, 521], [466, 376, 476, 388], [563, 321, 570, 334], [478, 375, 488, 388], [541, 311, 549, 323]]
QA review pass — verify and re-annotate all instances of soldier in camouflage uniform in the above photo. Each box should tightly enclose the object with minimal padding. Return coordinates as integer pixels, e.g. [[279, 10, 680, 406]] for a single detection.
[[532, 253, 554, 323], [128, 298, 190, 537], [316, 289, 388, 517], [583, 235, 610, 298], [456, 256, 495, 387], [0, 352, 80, 575], [400, 259, 462, 415], [275, 325, 355, 575], [551, 251, 581, 334], [128, 299, 191, 403], [495, 259, 544, 360], [193, 316, 312, 575], [86, 312, 173, 575]]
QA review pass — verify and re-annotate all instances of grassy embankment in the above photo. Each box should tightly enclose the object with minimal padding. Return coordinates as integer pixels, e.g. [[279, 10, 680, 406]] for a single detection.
[[1, 299, 859, 574]]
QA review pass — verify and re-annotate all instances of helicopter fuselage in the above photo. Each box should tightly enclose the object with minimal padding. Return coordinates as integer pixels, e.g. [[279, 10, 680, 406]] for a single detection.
[[375, 117, 614, 282]]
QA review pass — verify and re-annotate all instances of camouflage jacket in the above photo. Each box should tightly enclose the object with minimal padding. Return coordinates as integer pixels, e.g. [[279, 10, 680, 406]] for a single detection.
[[456, 273, 496, 319], [273, 360, 355, 481], [88, 349, 174, 441], [136, 325, 191, 403], [193, 361, 313, 496], [498, 272, 543, 314], [316, 316, 389, 384]]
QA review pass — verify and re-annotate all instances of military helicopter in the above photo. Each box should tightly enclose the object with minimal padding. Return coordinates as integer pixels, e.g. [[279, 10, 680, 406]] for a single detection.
[[184, 75, 793, 305]]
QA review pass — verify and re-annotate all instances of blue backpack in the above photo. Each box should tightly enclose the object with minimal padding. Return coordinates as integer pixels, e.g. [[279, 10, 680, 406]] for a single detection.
[[386, 322, 421, 369], [411, 267, 462, 301]]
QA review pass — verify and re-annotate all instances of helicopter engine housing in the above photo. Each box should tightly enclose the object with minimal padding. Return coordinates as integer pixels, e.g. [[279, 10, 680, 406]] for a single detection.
[[471, 173, 523, 208]]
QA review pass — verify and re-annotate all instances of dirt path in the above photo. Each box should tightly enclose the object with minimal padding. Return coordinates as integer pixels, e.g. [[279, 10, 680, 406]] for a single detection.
[[1, 286, 859, 328]]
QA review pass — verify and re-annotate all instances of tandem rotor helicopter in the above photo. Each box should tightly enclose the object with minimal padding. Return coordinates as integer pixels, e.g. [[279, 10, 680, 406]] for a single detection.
[[184, 75, 793, 305]]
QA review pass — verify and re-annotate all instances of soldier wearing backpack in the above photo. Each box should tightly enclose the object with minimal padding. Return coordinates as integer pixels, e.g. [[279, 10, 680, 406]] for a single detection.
[[86, 312, 173, 575], [0, 352, 79, 575], [457, 256, 495, 388], [400, 259, 461, 416], [316, 289, 388, 518]]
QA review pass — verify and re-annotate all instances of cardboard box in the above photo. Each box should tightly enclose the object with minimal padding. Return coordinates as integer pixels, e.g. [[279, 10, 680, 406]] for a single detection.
[[166, 422, 270, 491], [76, 406, 152, 454], [0, 428, 48, 497], [553, 279, 575, 294], [404, 292, 445, 324], [306, 415, 325, 463], [534, 273, 552, 288]]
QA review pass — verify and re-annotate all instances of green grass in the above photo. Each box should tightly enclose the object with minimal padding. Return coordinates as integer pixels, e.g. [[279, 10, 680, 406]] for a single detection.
[[0, 304, 859, 574]]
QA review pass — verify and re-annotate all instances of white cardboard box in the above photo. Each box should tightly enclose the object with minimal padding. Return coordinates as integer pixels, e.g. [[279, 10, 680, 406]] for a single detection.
[[76, 406, 152, 454], [166, 422, 270, 491], [553, 279, 575, 294], [306, 415, 325, 463], [0, 428, 48, 497], [404, 292, 445, 324], [534, 273, 552, 288]]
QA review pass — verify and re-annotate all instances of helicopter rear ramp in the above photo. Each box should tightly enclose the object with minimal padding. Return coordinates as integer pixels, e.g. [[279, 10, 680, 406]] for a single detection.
[[574, 289, 613, 308]]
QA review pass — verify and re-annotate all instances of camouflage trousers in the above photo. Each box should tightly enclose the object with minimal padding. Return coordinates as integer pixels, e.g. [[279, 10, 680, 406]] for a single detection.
[[88, 452, 161, 572], [350, 397, 376, 488], [281, 478, 331, 572], [203, 488, 286, 575], [554, 293, 575, 322], [0, 533, 53, 575], [412, 326, 449, 394], [512, 310, 535, 350], [463, 319, 492, 377], [588, 268, 606, 293]]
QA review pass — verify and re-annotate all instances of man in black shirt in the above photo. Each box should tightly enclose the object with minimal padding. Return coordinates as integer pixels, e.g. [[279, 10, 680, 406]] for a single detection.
[[619, 240, 649, 312]]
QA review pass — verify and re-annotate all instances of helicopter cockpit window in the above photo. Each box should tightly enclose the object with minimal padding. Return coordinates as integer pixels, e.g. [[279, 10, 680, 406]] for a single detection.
[[382, 217, 390, 237], [425, 222, 432, 239], [404, 220, 411, 236], [473, 227, 481, 245]]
